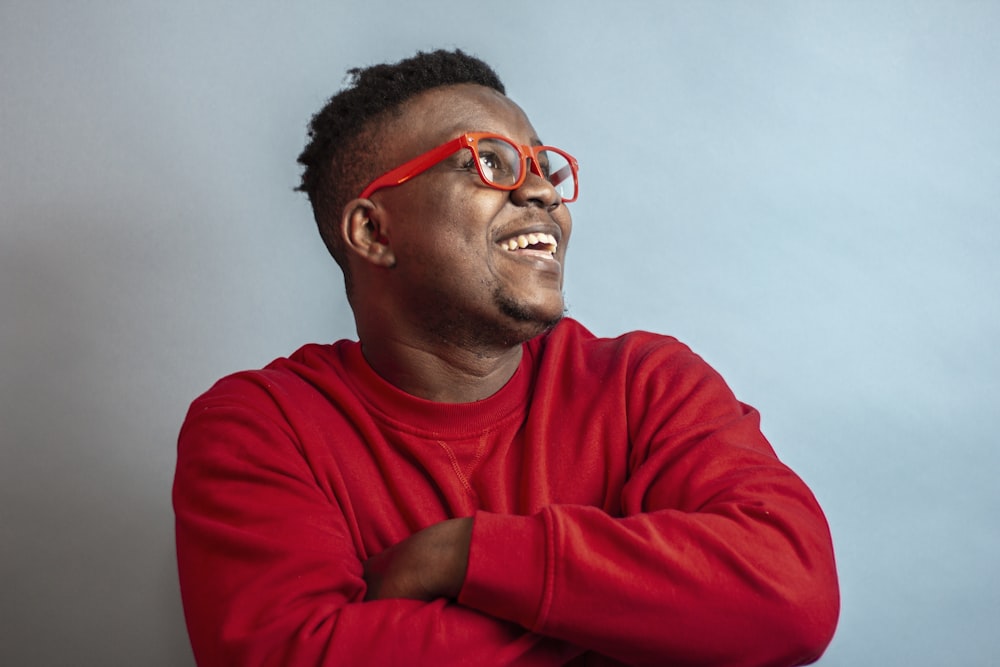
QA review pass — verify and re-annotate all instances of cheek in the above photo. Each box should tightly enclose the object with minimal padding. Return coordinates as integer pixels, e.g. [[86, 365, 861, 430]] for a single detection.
[[435, 192, 506, 247], [388, 183, 507, 259], [557, 209, 573, 246]]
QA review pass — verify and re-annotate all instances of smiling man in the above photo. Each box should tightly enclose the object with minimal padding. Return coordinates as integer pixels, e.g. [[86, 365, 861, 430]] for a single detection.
[[174, 50, 839, 666]]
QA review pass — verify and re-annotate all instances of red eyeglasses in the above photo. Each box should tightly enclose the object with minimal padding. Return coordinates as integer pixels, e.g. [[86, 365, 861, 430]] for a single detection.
[[358, 132, 579, 202]]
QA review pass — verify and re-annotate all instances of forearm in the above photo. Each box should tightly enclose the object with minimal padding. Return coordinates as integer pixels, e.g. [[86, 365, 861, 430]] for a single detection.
[[459, 483, 838, 666], [363, 517, 472, 602]]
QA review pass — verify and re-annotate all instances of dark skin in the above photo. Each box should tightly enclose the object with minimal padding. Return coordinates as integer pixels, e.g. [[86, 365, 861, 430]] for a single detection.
[[362, 517, 473, 602], [338, 84, 572, 601]]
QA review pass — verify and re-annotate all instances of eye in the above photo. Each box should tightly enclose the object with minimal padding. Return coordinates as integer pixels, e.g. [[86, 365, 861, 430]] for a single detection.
[[478, 151, 504, 171], [460, 152, 504, 176], [467, 138, 520, 186]]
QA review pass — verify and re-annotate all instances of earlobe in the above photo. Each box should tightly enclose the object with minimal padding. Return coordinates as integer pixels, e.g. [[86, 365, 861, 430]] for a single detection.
[[341, 198, 396, 267]]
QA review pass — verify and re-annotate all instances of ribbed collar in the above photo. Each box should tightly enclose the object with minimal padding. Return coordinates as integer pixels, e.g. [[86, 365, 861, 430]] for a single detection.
[[336, 340, 536, 439]]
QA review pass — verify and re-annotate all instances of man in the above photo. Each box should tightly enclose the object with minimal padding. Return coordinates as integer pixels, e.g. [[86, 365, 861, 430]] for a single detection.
[[174, 50, 839, 666]]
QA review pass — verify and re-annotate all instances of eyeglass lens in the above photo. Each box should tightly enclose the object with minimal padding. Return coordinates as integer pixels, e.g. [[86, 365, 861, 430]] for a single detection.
[[474, 137, 575, 200]]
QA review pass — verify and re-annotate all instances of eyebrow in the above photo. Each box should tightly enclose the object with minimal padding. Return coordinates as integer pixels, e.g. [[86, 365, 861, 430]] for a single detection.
[[449, 126, 543, 148]]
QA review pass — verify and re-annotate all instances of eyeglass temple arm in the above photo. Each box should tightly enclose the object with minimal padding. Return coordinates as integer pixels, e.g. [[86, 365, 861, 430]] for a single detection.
[[549, 164, 573, 188], [359, 137, 467, 199]]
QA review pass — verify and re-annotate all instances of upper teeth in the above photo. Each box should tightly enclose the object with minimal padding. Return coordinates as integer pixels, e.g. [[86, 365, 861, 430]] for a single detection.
[[502, 232, 558, 254]]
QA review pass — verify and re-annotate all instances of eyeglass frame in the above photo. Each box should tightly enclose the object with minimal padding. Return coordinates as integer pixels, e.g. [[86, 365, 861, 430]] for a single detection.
[[357, 131, 579, 202]]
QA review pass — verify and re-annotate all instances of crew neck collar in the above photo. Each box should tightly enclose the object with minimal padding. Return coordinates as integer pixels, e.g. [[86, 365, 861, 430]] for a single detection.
[[339, 341, 535, 438]]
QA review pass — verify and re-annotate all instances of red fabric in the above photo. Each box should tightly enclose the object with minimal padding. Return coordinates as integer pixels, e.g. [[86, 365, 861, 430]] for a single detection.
[[174, 318, 839, 666]]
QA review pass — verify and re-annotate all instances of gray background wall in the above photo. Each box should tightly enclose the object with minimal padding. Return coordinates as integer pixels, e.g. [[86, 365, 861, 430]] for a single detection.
[[2, 1, 997, 665]]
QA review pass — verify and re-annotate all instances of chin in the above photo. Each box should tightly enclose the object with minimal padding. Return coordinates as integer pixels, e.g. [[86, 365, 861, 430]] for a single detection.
[[495, 293, 566, 341]]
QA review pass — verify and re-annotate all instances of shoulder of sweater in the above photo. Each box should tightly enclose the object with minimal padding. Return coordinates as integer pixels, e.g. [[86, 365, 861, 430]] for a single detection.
[[538, 317, 694, 362], [189, 340, 351, 405]]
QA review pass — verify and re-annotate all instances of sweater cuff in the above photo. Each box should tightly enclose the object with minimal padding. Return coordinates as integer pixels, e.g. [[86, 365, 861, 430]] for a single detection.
[[459, 510, 549, 630]]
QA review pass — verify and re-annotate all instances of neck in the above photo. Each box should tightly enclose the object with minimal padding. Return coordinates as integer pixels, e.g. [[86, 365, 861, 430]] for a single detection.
[[359, 334, 524, 403]]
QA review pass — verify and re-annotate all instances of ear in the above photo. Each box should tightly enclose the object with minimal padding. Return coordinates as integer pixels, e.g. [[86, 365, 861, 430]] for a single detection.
[[341, 198, 396, 268]]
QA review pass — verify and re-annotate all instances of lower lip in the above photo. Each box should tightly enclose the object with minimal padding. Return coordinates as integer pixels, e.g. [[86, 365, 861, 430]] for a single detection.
[[501, 248, 561, 271]]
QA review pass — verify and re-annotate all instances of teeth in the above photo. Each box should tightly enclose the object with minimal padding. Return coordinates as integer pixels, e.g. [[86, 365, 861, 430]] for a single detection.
[[501, 232, 558, 254]]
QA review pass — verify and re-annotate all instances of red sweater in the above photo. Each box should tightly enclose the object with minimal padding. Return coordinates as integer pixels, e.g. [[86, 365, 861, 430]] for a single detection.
[[174, 318, 838, 666]]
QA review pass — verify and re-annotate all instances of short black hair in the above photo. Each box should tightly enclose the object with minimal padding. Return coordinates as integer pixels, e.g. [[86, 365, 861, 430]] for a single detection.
[[296, 49, 506, 278]]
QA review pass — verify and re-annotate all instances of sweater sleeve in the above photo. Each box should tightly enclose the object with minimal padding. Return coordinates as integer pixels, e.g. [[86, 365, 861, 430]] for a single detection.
[[173, 378, 582, 667], [459, 342, 840, 667]]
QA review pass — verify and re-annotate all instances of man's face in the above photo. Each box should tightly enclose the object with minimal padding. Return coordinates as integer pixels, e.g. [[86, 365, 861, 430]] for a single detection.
[[369, 84, 573, 348]]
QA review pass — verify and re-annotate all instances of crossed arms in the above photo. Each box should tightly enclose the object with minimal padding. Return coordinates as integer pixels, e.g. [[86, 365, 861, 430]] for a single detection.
[[174, 341, 839, 666]]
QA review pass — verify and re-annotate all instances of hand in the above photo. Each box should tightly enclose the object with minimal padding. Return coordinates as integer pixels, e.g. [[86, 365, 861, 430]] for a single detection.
[[363, 517, 473, 602]]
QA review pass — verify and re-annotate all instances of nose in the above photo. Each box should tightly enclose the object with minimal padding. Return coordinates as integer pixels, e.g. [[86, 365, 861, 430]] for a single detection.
[[510, 158, 561, 211]]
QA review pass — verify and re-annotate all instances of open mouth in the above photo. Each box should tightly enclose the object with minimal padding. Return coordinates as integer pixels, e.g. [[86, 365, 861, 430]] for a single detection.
[[499, 232, 558, 256]]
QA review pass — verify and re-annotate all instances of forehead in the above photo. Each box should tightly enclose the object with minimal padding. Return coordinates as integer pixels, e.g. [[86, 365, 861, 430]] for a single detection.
[[389, 84, 539, 150]]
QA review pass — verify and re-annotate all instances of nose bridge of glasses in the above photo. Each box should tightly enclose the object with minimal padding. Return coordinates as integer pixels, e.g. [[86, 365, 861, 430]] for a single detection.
[[521, 144, 547, 179]]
